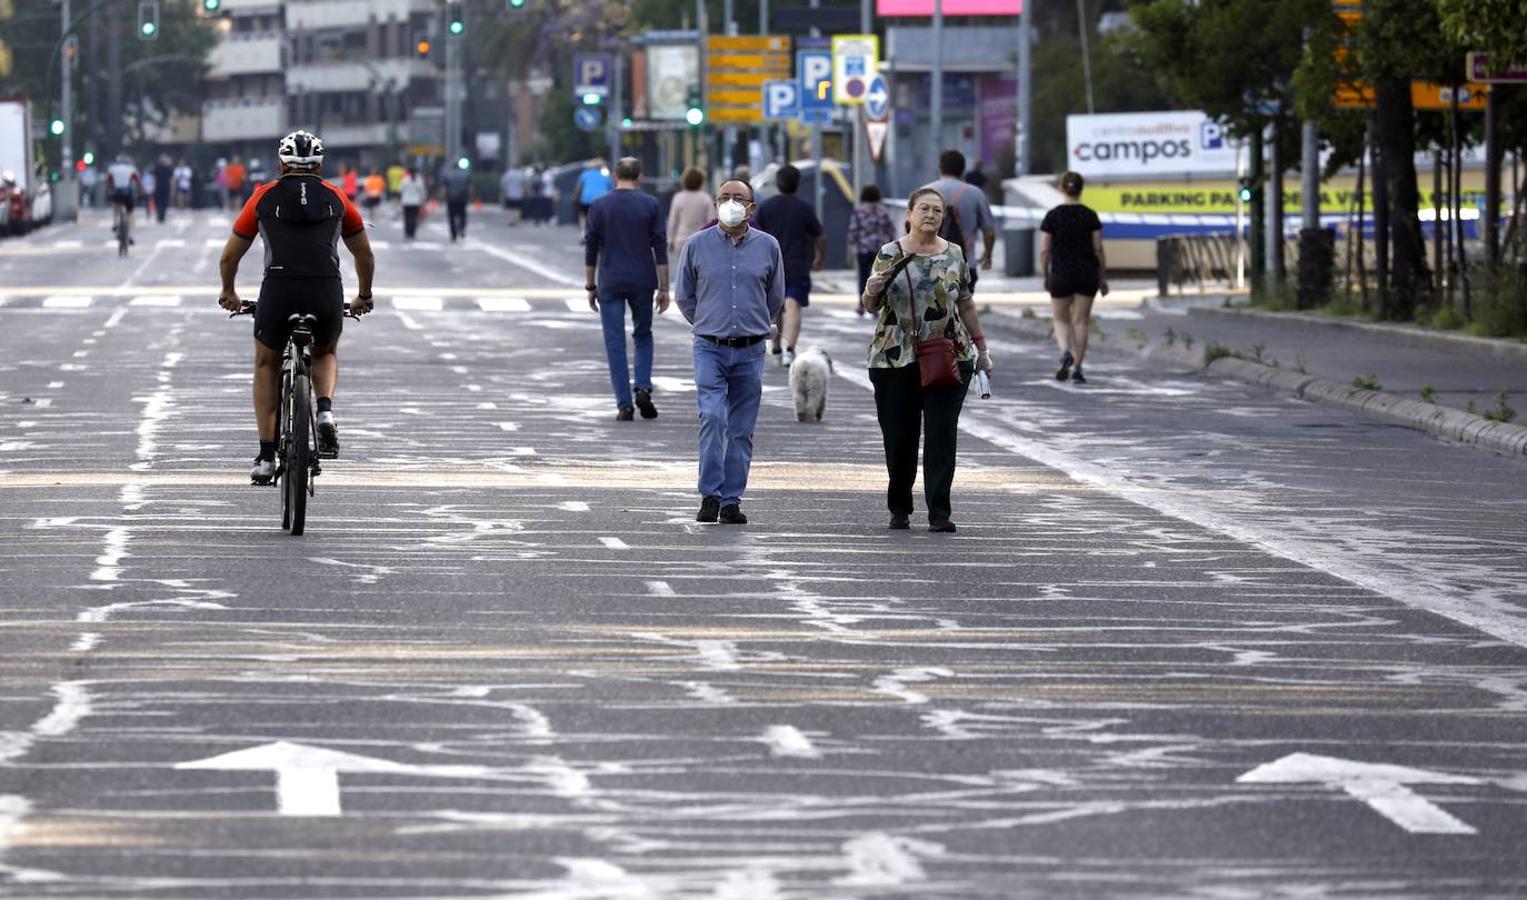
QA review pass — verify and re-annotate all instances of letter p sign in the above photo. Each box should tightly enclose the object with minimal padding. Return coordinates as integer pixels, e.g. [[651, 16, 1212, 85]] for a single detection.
[[1199, 121, 1224, 151], [574, 53, 611, 99]]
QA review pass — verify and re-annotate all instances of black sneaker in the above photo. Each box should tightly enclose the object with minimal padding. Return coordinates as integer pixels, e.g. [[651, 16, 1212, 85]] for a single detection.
[[696, 497, 720, 523], [633, 388, 658, 419], [929, 519, 957, 533], [1056, 350, 1074, 381], [1071, 365, 1087, 385], [616, 405, 635, 421], [718, 503, 748, 525], [889, 513, 910, 530]]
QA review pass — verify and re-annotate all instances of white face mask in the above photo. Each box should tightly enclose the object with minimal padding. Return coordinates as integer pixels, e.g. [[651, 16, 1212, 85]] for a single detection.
[[717, 199, 748, 227]]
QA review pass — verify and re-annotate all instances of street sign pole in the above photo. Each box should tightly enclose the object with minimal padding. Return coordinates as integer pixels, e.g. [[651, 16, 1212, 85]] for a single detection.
[[854, 0, 870, 201], [810, 0, 822, 222], [931, 0, 943, 167]]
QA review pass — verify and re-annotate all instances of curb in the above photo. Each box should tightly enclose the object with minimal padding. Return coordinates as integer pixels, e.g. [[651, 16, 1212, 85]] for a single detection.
[[1187, 303, 1527, 363], [983, 308, 1527, 458]]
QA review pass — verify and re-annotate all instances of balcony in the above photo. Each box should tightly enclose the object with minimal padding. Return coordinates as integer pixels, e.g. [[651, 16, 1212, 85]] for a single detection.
[[285, 0, 433, 31], [319, 122, 392, 148], [209, 32, 284, 77], [202, 96, 286, 142], [286, 58, 432, 94]]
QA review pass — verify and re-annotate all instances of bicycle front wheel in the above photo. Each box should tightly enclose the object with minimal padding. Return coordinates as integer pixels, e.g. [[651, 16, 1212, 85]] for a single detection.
[[284, 373, 311, 536]]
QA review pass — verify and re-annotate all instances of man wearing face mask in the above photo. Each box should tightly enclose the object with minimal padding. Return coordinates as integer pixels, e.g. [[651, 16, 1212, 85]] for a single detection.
[[673, 180, 786, 526]]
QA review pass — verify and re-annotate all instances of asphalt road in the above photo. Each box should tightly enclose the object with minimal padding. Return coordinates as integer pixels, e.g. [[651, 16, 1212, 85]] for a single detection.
[[1, 203, 1524, 898]]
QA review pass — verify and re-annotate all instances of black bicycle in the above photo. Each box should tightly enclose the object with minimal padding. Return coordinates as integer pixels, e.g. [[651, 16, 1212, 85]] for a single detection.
[[232, 301, 358, 535]]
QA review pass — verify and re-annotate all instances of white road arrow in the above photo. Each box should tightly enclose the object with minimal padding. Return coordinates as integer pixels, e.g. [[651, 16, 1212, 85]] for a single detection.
[[177, 741, 421, 816], [1238, 753, 1482, 835]]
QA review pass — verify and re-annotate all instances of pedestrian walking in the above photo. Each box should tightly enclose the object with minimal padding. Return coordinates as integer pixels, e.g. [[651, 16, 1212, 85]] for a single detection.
[[151, 156, 173, 223], [674, 179, 785, 526], [573, 158, 611, 234], [500, 165, 526, 225], [585, 157, 670, 422], [173, 159, 193, 209], [362, 169, 385, 212], [860, 187, 993, 533], [754, 164, 824, 367], [340, 163, 359, 203], [1040, 170, 1109, 384], [925, 150, 995, 292], [386, 162, 406, 201], [438, 161, 473, 241], [845, 184, 897, 316], [666, 166, 710, 259], [399, 167, 426, 239], [215, 158, 231, 210]]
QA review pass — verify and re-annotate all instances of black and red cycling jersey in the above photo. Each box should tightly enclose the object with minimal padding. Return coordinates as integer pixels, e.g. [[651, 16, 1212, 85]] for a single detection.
[[232, 174, 365, 280]]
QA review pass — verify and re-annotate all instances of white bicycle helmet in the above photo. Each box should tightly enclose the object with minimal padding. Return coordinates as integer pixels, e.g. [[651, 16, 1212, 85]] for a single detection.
[[277, 130, 324, 169]]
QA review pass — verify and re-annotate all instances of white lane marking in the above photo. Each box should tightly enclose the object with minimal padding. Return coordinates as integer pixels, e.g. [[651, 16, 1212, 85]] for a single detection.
[[203, 237, 224, 248], [27, 399, 51, 408], [130, 350, 182, 470], [563, 298, 587, 312], [102, 308, 127, 329], [836, 365, 1527, 649], [836, 833, 942, 887], [76, 597, 229, 624], [645, 580, 675, 597], [42, 295, 92, 308], [496, 421, 520, 432], [71, 350, 88, 358], [392, 296, 444, 311], [0, 681, 95, 859], [155, 238, 187, 248], [558, 500, 589, 511], [204, 215, 230, 228], [599, 536, 629, 550], [762, 725, 821, 759], [476, 296, 531, 312], [69, 634, 102, 653], [177, 741, 417, 817], [1239, 753, 1482, 835], [411, 240, 444, 250], [51, 239, 84, 249], [90, 527, 131, 582], [395, 311, 423, 331], [47, 381, 64, 389], [873, 667, 953, 705], [525, 756, 592, 797], [463, 238, 583, 286], [31, 683, 92, 738], [370, 240, 392, 250], [130, 295, 182, 307]]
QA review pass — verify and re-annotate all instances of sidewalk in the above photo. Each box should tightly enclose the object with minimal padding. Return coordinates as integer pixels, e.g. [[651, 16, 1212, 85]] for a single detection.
[[984, 295, 1527, 457]]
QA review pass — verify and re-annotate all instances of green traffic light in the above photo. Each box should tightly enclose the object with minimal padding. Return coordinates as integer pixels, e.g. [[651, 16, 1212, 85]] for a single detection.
[[621, 117, 633, 128], [1237, 187, 1253, 203], [508, 0, 526, 7], [456, 157, 470, 170], [49, 119, 65, 136], [203, 0, 220, 10], [448, 20, 463, 34], [685, 107, 704, 126], [141, 22, 156, 36]]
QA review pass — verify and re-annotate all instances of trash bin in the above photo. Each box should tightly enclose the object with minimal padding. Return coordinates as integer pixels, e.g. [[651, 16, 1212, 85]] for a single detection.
[[1004, 226, 1034, 277]]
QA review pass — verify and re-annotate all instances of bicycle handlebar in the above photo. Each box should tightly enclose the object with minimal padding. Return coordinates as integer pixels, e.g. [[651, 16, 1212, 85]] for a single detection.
[[229, 300, 364, 320]]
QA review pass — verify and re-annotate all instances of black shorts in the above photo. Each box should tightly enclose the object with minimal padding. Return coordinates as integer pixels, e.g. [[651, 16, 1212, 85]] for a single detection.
[[254, 279, 344, 351], [1048, 272, 1098, 300], [111, 190, 134, 214], [785, 276, 812, 308]]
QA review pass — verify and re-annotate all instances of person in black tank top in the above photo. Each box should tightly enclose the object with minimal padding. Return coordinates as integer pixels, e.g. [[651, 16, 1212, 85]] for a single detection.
[[1040, 171, 1109, 384]]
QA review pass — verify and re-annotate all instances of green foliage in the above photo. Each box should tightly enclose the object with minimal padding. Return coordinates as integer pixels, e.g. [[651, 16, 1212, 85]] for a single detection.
[[1482, 389, 1518, 424], [1021, 306, 1036, 319], [1465, 264, 1527, 338], [1203, 342, 1236, 364], [1352, 373, 1381, 391], [1420, 384, 1437, 403], [536, 86, 600, 165], [1436, 0, 1527, 75], [1030, 29, 1178, 174]]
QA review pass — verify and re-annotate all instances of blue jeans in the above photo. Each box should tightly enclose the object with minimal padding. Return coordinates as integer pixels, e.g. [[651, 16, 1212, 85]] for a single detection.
[[598, 291, 654, 409], [693, 337, 766, 506]]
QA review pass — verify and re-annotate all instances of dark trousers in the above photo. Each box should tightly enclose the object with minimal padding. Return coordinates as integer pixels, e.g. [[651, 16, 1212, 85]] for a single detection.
[[856, 251, 877, 296], [154, 188, 170, 223], [402, 205, 420, 238], [869, 361, 973, 524], [447, 199, 467, 239]]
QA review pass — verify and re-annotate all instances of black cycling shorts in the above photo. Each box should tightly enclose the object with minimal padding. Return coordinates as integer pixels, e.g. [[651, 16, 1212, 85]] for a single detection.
[[254, 278, 344, 351], [111, 189, 134, 214], [1048, 272, 1098, 300]]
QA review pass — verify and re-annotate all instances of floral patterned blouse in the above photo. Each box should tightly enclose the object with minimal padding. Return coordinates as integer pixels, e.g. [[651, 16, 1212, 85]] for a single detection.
[[846, 203, 898, 255], [866, 239, 975, 369]]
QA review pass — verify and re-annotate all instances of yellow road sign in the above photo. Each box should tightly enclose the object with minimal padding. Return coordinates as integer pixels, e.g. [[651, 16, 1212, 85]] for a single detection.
[[1335, 80, 1489, 111], [706, 34, 791, 124]]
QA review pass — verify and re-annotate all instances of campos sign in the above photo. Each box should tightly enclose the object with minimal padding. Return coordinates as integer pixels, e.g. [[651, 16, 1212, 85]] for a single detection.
[[1066, 111, 1239, 178]]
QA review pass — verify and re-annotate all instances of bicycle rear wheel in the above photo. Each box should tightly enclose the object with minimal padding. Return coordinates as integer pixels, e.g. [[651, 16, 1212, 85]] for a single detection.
[[283, 373, 311, 536]]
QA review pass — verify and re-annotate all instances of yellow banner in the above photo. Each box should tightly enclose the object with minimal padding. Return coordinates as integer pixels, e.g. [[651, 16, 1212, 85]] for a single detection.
[[1085, 172, 1488, 215]]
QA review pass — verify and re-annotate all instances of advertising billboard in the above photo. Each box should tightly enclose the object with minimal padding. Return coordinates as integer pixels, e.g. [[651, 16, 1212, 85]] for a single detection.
[[877, 0, 1022, 14], [645, 44, 700, 122], [1065, 111, 1240, 178]]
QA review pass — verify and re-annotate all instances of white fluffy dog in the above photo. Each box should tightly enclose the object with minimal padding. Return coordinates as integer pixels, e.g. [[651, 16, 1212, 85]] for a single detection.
[[788, 346, 833, 422]]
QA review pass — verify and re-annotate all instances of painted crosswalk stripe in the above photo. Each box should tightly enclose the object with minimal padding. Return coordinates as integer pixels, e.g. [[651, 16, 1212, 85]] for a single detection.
[[43, 296, 93, 308], [411, 241, 444, 250], [51, 239, 83, 249], [155, 238, 187, 248], [392, 296, 443, 311], [563, 298, 587, 312], [599, 537, 630, 550], [370, 240, 392, 250], [203, 238, 224, 248], [476, 297, 531, 312], [130, 295, 183, 307], [645, 580, 676, 597]]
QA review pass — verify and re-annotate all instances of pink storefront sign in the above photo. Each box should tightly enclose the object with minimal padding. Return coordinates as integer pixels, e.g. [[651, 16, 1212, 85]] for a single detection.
[[876, 0, 1021, 15]]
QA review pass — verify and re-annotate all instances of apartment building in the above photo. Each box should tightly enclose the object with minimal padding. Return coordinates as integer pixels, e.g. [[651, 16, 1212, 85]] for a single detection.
[[201, 0, 443, 168]]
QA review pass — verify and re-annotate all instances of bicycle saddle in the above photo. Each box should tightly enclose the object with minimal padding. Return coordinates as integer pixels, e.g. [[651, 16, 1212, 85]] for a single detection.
[[286, 313, 318, 329]]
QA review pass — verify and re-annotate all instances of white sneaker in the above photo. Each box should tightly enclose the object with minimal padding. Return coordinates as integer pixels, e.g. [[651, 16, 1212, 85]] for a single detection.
[[782, 349, 795, 367], [316, 410, 338, 453], [250, 457, 274, 485]]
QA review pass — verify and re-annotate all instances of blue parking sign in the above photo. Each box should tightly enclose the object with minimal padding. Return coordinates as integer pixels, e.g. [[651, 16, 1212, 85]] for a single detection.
[[798, 49, 834, 123], [762, 80, 801, 121]]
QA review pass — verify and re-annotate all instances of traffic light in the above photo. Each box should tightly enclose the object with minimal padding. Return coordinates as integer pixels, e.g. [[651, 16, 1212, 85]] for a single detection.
[[49, 118, 64, 136], [415, 34, 431, 58], [581, 92, 603, 106], [685, 88, 704, 128], [455, 156, 470, 171], [202, 0, 220, 10], [1236, 175, 1258, 204], [446, 1, 464, 35], [137, 0, 159, 39], [507, 0, 527, 8]]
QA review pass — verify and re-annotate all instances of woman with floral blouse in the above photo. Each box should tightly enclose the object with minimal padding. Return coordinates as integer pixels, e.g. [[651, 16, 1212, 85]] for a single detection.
[[860, 187, 994, 533], [845, 184, 898, 316]]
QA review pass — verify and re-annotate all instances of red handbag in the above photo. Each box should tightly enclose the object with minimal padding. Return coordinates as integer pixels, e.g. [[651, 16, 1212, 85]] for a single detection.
[[904, 264, 963, 390]]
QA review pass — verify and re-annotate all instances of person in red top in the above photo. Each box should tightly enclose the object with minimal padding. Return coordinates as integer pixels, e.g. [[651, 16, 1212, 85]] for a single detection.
[[341, 163, 359, 202], [223, 156, 247, 209], [218, 131, 375, 484]]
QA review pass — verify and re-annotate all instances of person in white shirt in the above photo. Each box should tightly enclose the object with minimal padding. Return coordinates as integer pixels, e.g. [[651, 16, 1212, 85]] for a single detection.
[[500, 166, 526, 225], [399, 167, 427, 239]]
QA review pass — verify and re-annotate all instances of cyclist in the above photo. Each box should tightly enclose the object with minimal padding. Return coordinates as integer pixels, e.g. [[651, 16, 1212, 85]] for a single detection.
[[216, 130, 375, 484], [105, 154, 141, 245]]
